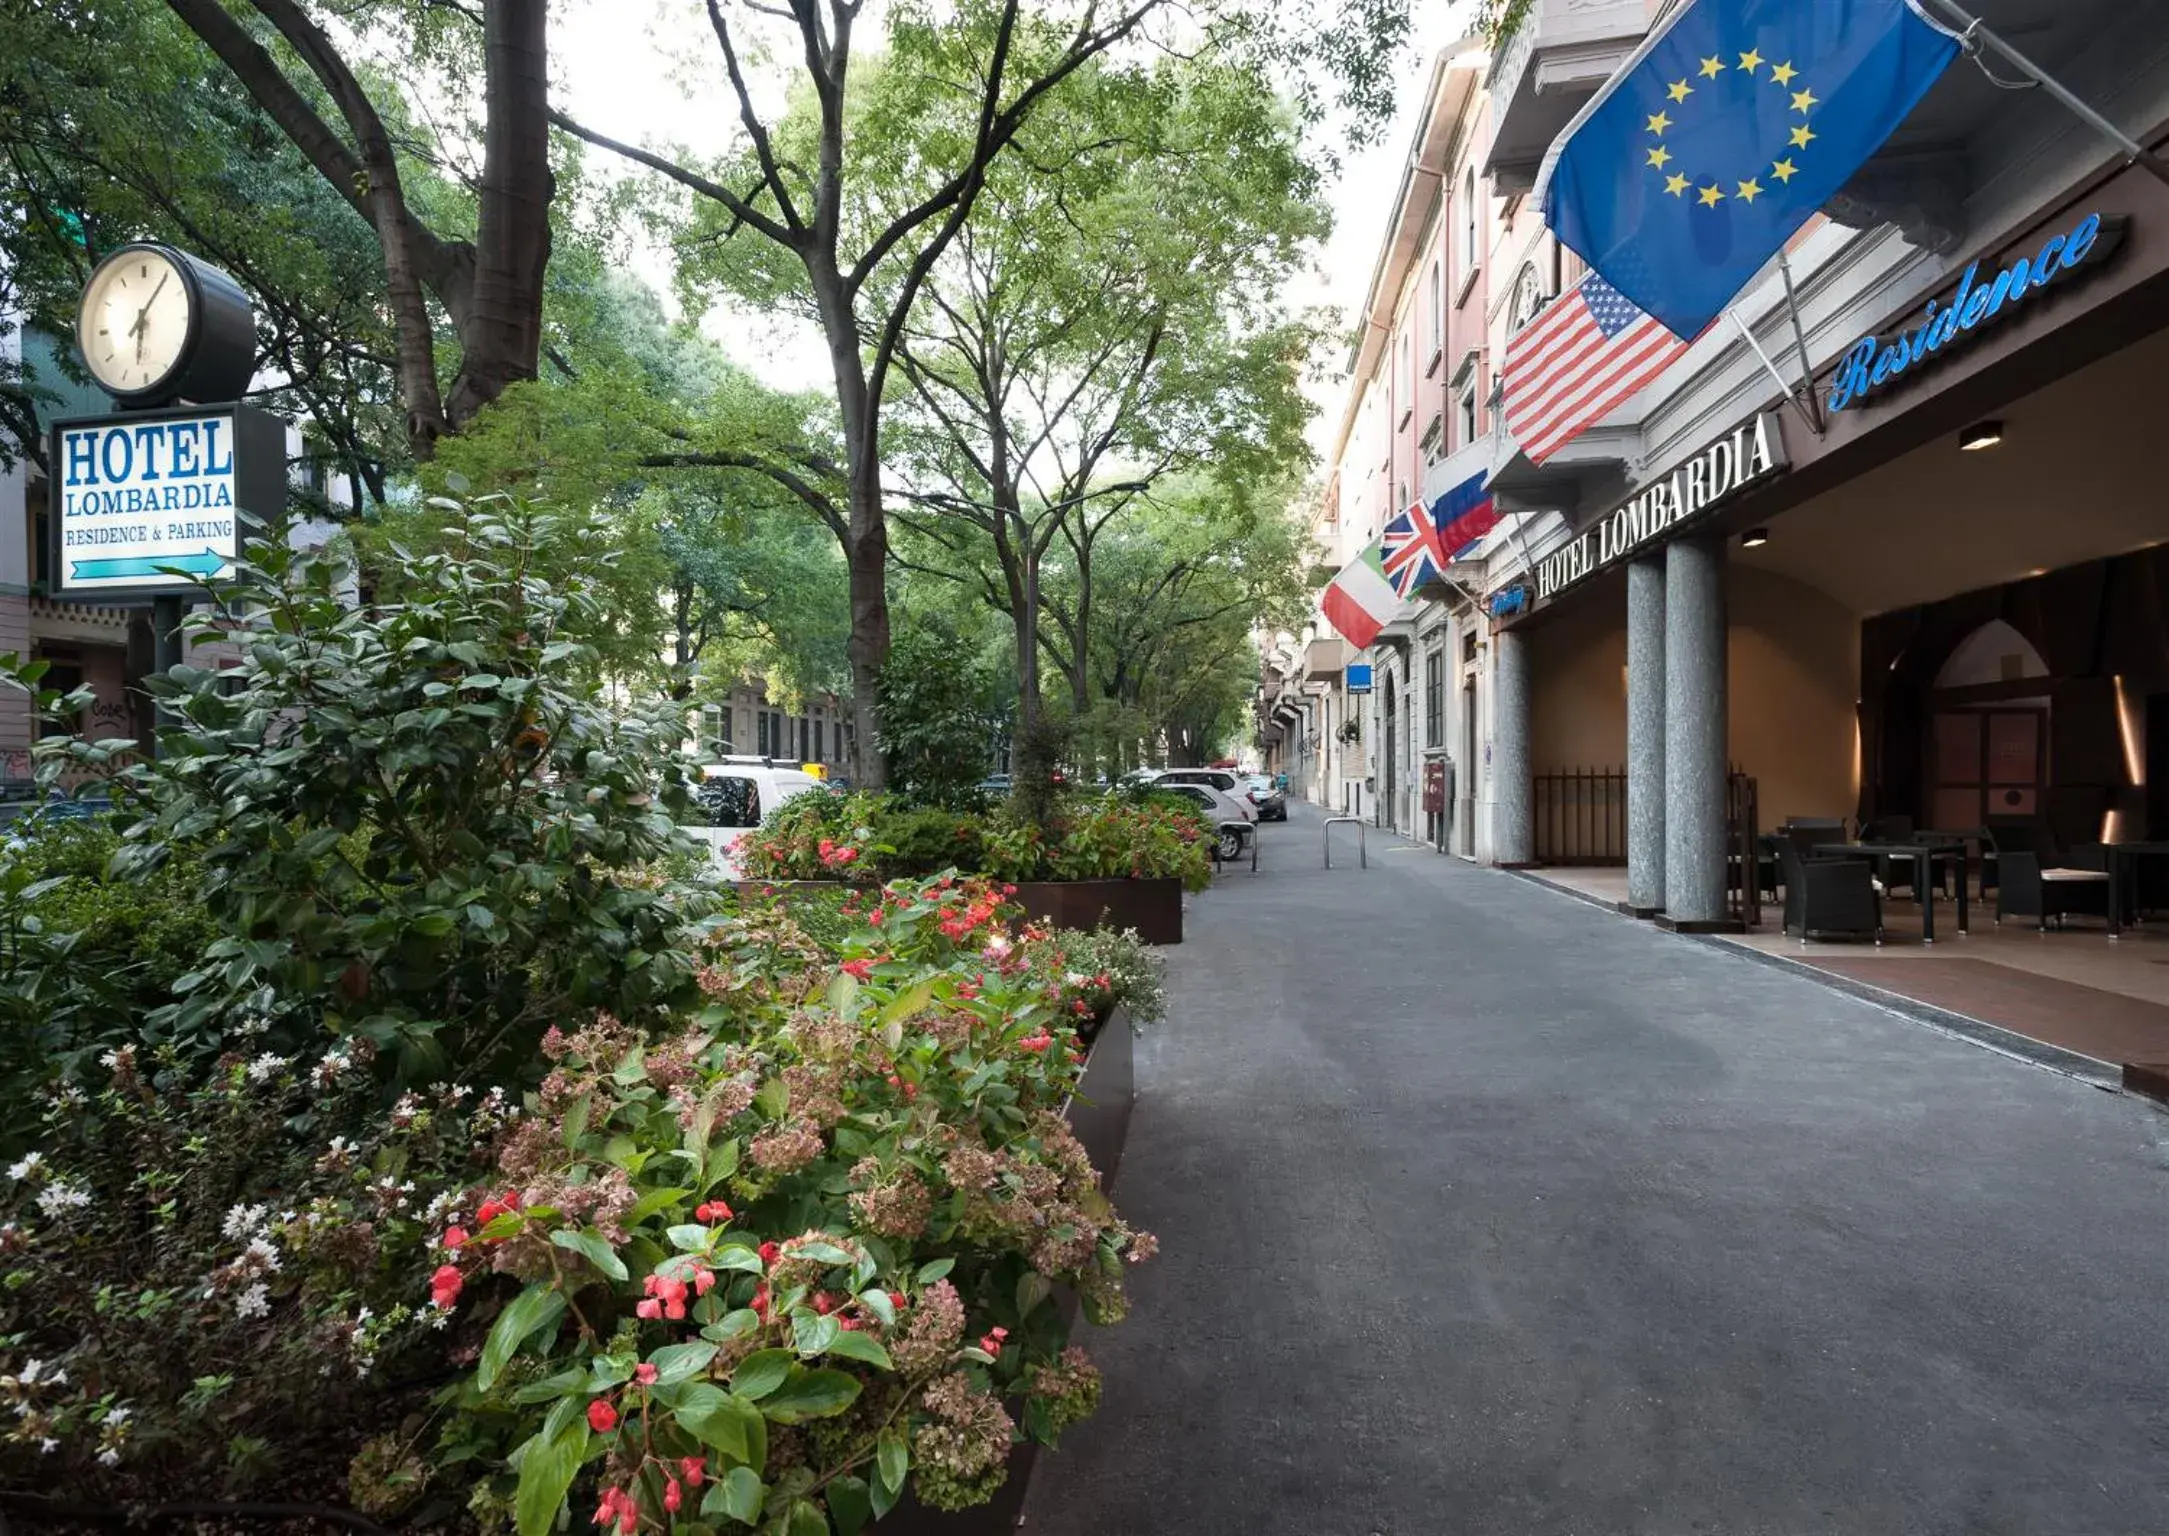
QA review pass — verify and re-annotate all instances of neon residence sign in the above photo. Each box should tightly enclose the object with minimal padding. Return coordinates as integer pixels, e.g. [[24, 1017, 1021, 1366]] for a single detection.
[[1828, 212, 2124, 413]]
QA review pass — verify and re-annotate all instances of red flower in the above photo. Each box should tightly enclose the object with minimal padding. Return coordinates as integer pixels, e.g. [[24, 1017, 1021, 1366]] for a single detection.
[[812, 1291, 834, 1315], [758, 1241, 780, 1265], [679, 1456, 706, 1487], [442, 1226, 469, 1251], [634, 1362, 658, 1386], [867, 907, 886, 926], [838, 1316, 861, 1331], [751, 1283, 771, 1318], [663, 1478, 683, 1514], [475, 1199, 504, 1226], [980, 1326, 1009, 1358], [587, 1398, 619, 1434], [636, 1298, 663, 1320], [429, 1264, 463, 1309], [889, 1290, 908, 1311], [695, 1200, 732, 1224], [840, 958, 874, 981], [1019, 1032, 1053, 1054], [692, 1266, 716, 1296], [904, 1083, 919, 1101]]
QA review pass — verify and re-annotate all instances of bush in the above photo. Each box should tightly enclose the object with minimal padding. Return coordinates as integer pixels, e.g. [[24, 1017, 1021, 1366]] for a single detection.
[[0, 819, 218, 1147], [413, 876, 1154, 1533], [0, 1040, 511, 1503], [740, 792, 1211, 893], [101, 500, 708, 1085], [875, 627, 998, 812]]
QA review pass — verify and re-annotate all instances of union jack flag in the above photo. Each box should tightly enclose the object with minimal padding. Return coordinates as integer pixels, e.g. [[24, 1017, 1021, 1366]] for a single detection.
[[1379, 499, 1452, 600], [1379, 472, 1500, 600]]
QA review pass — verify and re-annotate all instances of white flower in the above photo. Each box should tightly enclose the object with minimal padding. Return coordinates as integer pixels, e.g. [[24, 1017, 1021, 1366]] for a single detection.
[[97, 1447, 120, 1467], [38, 1438, 57, 1455], [233, 1014, 270, 1039], [1064, 971, 1088, 987], [105, 1407, 131, 1427], [422, 1191, 462, 1223], [18, 1358, 45, 1386], [233, 1283, 270, 1320], [244, 1237, 281, 1273], [983, 935, 1013, 959], [246, 1052, 288, 1083], [311, 1050, 352, 1086], [34, 1180, 90, 1217], [222, 1204, 268, 1241], [6, 1152, 44, 1181], [98, 1049, 123, 1070]]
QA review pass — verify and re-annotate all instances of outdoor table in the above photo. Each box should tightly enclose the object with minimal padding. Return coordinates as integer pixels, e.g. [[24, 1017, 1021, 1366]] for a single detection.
[[1811, 841, 1968, 941]]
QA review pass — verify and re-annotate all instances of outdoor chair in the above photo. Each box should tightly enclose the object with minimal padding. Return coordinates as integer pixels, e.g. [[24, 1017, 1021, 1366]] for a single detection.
[[1994, 848, 2111, 931], [1778, 842, 1882, 943], [1981, 820, 2049, 900]]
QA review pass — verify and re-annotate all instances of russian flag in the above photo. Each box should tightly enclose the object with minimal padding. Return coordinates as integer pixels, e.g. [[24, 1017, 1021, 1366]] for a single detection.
[[1433, 471, 1501, 561]]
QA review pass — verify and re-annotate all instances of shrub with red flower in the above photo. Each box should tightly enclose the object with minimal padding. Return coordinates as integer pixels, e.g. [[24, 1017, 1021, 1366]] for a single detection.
[[427, 875, 1155, 1535]]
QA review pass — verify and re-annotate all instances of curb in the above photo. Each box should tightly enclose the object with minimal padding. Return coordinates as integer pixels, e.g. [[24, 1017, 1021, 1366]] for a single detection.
[[1505, 868, 2126, 1093]]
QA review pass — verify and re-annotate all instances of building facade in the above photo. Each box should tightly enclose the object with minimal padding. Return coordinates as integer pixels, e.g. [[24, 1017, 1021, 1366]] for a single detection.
[[1285, 0, 2169, 921]]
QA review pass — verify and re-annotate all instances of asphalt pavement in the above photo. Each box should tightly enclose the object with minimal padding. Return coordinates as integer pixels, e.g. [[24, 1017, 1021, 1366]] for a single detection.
[[1020, 801, 2169, 1536]]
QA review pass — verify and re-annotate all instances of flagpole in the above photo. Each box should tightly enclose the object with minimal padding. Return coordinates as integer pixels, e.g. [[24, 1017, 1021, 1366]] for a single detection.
[[1919, 0, 2169, 190], [1730, 310, 1823, 439], [1774, 253, 1826, 434]]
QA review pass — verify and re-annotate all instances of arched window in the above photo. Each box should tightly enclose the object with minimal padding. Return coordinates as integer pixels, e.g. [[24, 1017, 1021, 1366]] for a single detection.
[[1507, 262, 1546, 335]]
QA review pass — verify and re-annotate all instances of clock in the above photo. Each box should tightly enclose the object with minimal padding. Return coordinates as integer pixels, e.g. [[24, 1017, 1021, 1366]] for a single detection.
[[75, 243, 256, 407]]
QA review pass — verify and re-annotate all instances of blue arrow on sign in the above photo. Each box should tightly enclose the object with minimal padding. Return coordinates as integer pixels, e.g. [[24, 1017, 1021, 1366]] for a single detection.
[[70, 548, 228, 583]]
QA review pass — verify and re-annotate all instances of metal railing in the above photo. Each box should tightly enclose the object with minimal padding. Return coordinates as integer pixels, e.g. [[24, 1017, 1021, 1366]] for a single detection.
[[1727, 771, 1763, 930], [1533, 766, 1627, 866], [1323, 816, 1367, 869]]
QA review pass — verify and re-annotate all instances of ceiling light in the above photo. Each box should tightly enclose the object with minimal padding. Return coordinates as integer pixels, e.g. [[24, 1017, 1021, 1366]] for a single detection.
[[1741, 528, 1769, 548], [1959, 420, 2004, 451]]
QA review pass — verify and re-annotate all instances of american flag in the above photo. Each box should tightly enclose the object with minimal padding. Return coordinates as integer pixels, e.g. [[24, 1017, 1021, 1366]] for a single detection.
[[1503, 271, 1687, 465]]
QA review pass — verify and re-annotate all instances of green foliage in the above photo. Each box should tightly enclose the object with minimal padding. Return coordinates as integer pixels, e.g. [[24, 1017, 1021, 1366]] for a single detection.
[[105, 498, 708, 1085], [0, 819, 216, 1148], [876, 625, 999, 812], [0, 1043, 510, 1500], [424, 877, 1154, 1531]]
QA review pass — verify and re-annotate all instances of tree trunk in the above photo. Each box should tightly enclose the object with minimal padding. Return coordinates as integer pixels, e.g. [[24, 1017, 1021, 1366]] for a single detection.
[[445, 0, 552, 430], [844, 495, 890, 790]]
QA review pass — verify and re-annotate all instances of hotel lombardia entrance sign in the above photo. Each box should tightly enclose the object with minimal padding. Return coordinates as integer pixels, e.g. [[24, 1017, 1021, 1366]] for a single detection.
[[49, 405, 284, 598], [1534, 412, 1786, 603]]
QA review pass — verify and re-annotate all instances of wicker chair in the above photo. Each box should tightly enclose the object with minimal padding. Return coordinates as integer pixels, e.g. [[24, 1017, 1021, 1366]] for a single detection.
[[1778, 842, 1882, 943]]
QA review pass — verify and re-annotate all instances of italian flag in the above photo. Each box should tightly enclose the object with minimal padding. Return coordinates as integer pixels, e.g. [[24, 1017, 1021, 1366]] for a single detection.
[[1320, 543, 1399, 650]]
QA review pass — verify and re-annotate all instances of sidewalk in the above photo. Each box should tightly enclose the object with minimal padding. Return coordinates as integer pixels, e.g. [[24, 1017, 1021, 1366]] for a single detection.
[[1023, 804, 2169, 1536]]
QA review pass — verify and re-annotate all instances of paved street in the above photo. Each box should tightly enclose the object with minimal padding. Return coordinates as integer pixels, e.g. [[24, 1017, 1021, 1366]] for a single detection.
[[1024, 803, 2169, 1536]]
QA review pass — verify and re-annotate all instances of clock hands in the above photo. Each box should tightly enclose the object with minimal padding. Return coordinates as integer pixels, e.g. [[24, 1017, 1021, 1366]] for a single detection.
[[128, 271, 173, 365]]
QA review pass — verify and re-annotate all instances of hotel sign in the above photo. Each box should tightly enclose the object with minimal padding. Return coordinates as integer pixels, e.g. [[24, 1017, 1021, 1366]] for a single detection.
[[1534, 412, 1786, 603], [1828, 212, 2123, 413], [50, 405, 284, 598]]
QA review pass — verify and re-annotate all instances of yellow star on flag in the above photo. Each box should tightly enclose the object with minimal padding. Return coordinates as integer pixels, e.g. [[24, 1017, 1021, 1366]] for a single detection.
[[1769, 62, 1798, 87], [1735, 177, 1763, 204], [1791, 88, 1819, 115], [1737, 48, 1764, 74], [1790, 124, 1816, 149], [1664, 172, 1690, 197], [1769, 157, 1798, 183], [1699, 54, 1725, 78], [1697, 183, 1727, 207], [1645, 110, 1673, 136], [1667, 79, 1694, 103], [1647, 145, 1673, 169]]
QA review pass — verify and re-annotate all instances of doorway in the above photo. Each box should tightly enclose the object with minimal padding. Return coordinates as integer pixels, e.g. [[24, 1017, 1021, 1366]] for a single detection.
[[1930, 708, 2047, 829], [1383, 675, 1399, 832]]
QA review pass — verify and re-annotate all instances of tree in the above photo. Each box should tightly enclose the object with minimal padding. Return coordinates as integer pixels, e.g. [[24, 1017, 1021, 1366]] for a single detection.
[[552, 0, 1411, 787], [883, 54, 1323, 746], [155, 0, 554, 457], [0, 0, 406, 492]]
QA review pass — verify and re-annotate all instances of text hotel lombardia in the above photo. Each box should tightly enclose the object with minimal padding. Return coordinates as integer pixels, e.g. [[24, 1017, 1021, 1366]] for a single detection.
[[1535, 412, 1786, 603]]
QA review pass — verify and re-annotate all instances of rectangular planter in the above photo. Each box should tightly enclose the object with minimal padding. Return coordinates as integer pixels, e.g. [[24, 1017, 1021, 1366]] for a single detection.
[[1010, 877, 1183, 945]]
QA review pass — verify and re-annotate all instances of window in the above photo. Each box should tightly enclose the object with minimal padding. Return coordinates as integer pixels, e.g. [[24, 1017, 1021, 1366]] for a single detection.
[[1424, 648, 1445, 748], [701, 704, 731, 757], [1427, 260, 1443, 364], [1419, 413, 1444, 462], [798, 717, 810, 763], [813, 718, 824, 764], [1458, 387, 1479, 449], [1507, 262, 1546, 335], [1396, 328, 1413, 428], [698, 776, 760, 829], [1461, 167, 1479, 279], [755, 711, 771, 758]]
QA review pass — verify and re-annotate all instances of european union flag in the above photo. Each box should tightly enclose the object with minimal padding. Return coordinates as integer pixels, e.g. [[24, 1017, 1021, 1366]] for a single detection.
[[1541, 0, 1961, 338]]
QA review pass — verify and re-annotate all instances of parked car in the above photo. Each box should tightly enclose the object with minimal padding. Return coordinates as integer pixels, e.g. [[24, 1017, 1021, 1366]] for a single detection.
[[1155, 768, 1243, 795], [1154, 781, 1255, 862], [1243, 773, 1288, 821], [686, 759, 828, 876]]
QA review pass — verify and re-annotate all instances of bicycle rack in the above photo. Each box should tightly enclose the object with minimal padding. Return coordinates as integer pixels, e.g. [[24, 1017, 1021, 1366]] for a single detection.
[[1213, 820, 1259, 874], [1323, 816, 1367, 869]]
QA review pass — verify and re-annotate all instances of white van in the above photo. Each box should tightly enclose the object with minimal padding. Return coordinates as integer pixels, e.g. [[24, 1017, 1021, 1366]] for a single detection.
[[686, 759, 828, 877]]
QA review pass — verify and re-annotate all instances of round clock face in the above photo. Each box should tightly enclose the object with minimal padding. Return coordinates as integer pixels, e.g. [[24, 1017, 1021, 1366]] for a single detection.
[[78, 246, 195, 398]]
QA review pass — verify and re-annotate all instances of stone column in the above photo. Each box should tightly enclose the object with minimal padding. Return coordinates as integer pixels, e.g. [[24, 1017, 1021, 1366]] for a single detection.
[[1624, 556, 1667, 916], [1663, 535, 1729, 926], [1493, 625, 1532, 866]]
